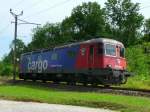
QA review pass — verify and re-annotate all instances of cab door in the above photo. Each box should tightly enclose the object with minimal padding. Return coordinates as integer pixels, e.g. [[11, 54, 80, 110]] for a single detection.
[[88, 45, 95, 69]]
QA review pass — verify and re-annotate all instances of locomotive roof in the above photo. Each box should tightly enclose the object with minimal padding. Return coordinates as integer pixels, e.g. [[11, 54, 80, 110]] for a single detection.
[[55, 38, 124, 48], [82, 38, 124, 46], [22, 38, 124, 56]]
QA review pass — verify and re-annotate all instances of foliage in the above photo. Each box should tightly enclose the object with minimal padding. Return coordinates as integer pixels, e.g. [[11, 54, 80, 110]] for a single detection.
[[0, 39, 25, 76], [122, 77, 150, 90], [126, 43, 150, 79], [105, 0, 144, 46], [27, 1, 144, 50], [0, 62, 13, 76], [31, 23, 63, 51], [63, 2, 106, 40], [144, 18, 150, 34], [3, 39, 26, 64], [28, 23, 73, 51], [142, 42, 150, 54], [143, 18, 150, 42], [29, 2, 106, 51]]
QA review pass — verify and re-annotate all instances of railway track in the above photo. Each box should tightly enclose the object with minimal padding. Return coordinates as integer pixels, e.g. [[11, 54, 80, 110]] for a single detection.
[[8, 80, 150, 98]]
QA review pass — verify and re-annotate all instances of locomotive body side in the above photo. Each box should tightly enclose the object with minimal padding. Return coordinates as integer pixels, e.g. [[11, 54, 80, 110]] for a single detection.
[[19, 45, 80, 80]]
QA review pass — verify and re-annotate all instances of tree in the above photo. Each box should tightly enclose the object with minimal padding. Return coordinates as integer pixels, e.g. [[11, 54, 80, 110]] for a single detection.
[[105, 0, 144, 46], [126, 44, 150, 79], [1, 39, 25, 76], [29, 23, 70, 51], [0, 63, 13, 76], [61, 17, 75, 41], [3, 39, 26, 64], [143, 18, 150, 42], [144, 18, 150, 34], [62, 2, 106, 41]]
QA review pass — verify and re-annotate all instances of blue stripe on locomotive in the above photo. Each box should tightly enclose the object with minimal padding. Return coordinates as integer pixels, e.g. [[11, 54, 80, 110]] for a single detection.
[[20, 44, 80, 73]]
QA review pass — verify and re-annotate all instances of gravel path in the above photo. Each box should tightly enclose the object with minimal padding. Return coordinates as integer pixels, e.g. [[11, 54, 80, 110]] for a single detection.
[[0, 100, 117, 112]]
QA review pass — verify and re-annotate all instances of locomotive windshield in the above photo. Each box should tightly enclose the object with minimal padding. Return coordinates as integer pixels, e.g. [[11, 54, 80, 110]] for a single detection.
[[105, 44, 116, 56], [120, 47, 125, 58]]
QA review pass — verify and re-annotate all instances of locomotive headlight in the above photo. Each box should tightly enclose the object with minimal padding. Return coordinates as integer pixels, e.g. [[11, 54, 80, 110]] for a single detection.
[[16, 58, 20, 62], [107, 64, 112, 68]]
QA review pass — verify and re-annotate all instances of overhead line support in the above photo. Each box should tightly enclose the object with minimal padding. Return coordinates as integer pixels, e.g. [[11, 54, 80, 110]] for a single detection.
[[10, 9, 23, 82]]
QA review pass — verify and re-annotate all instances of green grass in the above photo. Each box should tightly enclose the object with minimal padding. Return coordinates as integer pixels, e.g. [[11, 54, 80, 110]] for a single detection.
[[0, 83, 150, 112], [121, 77, 150, 90]]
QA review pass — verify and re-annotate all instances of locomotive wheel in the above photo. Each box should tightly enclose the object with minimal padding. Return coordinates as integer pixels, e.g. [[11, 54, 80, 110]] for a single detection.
[[72, 82, 76, 86], [23, 78, 27, 81], [83, 82, 87, 86], [42, 80, 46, 83], [67, 82, 76, 86], [53, 81, 60, 84], [91, 83, 98, 87], [32, 79, 36, 82], [104, 85, 110, 88]]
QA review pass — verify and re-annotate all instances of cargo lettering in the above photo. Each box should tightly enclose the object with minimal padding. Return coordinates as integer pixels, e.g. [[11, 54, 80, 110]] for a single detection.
[[28, 56, 48, 73]]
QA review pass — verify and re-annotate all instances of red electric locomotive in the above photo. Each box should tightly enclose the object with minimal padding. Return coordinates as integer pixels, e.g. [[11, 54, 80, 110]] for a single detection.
[[19, 38, 131, 86]]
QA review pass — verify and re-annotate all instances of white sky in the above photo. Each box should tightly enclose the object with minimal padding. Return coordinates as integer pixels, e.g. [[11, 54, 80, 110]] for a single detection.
[[0, 0, 150, 59]]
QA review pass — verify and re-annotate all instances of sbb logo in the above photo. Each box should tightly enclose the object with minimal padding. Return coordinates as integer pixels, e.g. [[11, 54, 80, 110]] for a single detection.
[[28, 56, 48, 73]]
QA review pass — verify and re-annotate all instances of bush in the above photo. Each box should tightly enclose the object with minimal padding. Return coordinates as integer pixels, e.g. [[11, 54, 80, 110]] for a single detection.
[[0, 63, 13, 76], [126, 43, 150, 80]]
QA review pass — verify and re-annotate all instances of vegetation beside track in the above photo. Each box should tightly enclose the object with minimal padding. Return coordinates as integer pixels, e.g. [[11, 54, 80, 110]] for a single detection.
[[121, 77, 150, 90], [0, 82, 150, 112], [120, 43, 150, 90]]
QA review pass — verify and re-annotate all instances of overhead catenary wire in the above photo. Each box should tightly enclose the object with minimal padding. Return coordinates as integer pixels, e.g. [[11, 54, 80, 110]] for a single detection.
[[17, 19, 41, 26], [13, 0, 26, 8], [23, 0, 72, 19], [23, 0, 43, 11], [0, 24, 10, 36]]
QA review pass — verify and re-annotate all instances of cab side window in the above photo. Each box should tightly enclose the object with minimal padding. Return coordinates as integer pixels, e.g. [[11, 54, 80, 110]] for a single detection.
[[120, 47, 125, 58]]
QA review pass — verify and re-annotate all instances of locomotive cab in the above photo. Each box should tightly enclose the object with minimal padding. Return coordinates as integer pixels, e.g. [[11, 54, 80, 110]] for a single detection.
[[93, 40, 130, 85], [76, 38, 131, 85]]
